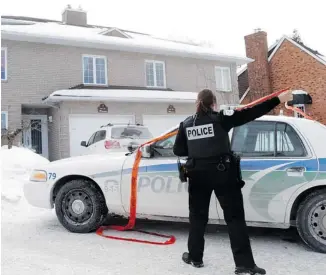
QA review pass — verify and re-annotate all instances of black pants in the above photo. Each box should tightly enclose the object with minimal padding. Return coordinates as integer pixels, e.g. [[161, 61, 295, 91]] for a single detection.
[[187, 168, 255, 268]]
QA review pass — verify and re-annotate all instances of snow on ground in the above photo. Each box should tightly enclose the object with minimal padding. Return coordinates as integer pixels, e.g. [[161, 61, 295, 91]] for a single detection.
[[1, 146, 49, 204], [1, 147, 325, 275]]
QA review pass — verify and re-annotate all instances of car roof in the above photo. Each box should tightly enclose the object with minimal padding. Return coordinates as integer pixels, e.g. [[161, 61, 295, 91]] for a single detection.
[[157, 115, 320, 137], [100, 123, 147, 129]]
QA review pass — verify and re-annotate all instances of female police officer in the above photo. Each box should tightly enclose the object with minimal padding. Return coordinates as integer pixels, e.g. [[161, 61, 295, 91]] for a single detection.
[[173, 88, 292, 275]]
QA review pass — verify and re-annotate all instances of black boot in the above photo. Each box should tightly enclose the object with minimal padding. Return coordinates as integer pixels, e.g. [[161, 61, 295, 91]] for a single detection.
[[182, 252, 204, 268], [235, 265, 266, 274]]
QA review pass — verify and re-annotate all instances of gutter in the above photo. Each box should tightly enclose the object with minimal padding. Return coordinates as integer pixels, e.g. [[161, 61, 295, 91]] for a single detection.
[[43, 94, 197, 104]]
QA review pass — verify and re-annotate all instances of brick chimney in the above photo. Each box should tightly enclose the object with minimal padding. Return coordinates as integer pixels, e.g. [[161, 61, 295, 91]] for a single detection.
[[62, 5, 87, 27], [244, 30, 272, 101]]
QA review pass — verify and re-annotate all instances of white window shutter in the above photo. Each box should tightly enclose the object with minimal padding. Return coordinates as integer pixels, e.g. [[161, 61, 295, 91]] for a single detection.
[[215, 67, 223, 91], [155, 62, 165, 87], [146, 62, 155, 87], [222, 67, 232, 91], [215, 66, 232, 92]]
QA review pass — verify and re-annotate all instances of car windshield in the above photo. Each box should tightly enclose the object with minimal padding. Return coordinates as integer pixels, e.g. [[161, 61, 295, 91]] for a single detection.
[[111, 126, 153, 139]]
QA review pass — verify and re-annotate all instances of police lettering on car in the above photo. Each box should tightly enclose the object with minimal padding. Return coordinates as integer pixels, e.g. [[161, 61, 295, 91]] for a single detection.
[[173, 88, 293, 274]]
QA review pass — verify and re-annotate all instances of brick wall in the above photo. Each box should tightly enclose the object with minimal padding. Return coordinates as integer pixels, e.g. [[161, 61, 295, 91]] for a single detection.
[[270, 39, 326, 124], [238, 70, 249, 99], [244, 31, 273, 103], [241, 35, 326, 122]]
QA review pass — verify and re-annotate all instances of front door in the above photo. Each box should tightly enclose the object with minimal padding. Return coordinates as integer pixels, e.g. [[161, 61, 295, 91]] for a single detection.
[[120, 131, 220, 220], [22, 115, 49, 159], [222, 120, 318, 224]]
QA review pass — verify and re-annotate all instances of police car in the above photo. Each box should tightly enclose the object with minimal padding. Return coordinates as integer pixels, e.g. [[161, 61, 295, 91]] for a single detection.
[[24, 115, 326, 253]]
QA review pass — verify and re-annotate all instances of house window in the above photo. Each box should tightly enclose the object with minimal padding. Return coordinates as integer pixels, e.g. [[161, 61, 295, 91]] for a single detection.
[[293, 104, 305, 118], [1, 48, 7, 81], [215, 66, 232, 92], [145, 60, 166, 88], [1, 111, 8, 129], [82, 55, 107, 85]]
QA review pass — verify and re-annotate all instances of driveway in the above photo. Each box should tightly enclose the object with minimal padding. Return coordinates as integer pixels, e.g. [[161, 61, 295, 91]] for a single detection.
[[2, 197, 325, 275]]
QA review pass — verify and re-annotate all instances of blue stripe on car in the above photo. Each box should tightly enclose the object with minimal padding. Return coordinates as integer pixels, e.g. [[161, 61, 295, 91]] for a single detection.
[[91, 158, 326, 178]]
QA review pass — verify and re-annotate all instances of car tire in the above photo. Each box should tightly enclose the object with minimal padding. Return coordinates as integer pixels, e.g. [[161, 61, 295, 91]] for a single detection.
[[296, 189, 326, 253], [55, 179, 108, 233]]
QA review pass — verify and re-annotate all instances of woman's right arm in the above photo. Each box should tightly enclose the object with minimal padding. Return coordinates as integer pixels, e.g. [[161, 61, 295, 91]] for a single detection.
[[220, 90, 293, 131]]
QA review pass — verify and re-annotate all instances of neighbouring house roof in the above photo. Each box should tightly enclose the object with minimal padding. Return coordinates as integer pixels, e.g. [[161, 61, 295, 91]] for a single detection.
[[237, 35, 326, 102], [42, 89, 198, 104], [1, 16, 253, 65]]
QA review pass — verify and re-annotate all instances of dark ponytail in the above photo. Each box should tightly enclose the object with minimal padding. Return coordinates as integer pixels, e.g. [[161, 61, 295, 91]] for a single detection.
[[196, 89, 217, 114]]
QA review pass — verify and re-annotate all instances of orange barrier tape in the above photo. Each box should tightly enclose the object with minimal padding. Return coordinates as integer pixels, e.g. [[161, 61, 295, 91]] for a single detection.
[[96, 130, 177, 245], [236, 88, 290, 110], [285, 102, 314, 120], [96, 87, 314, 245]]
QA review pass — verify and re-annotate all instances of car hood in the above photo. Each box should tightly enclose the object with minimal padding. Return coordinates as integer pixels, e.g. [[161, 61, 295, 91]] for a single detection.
[[38, 152, 129, 170]]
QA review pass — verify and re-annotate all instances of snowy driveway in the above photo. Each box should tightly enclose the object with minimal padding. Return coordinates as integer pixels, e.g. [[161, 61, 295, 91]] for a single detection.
[[2, 199, 325, 275], [1, 147, 325, 275]]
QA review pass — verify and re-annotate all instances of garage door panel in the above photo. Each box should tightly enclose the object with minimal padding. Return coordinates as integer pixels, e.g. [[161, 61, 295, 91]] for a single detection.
[[142, 115, 190, 137], [69, 115, 135, 157]]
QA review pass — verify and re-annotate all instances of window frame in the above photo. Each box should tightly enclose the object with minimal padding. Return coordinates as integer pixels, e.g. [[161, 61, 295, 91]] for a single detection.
[[1, 47, 7, 81], [215, 66, 232, 92], [230, 120, 308, 159], [150, 129, 177, 158], [145, 60, 166, 88], [1, 111, 8, 130], [87, 132, 97, 147], [82, 54, 108, 86], [110, 126, 153, 139], [154, 134, 176, 149], [93, 130, 107, 144]]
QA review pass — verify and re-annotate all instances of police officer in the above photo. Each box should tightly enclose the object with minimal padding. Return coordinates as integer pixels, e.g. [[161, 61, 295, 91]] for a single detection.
[[173, 88, 292, 274]]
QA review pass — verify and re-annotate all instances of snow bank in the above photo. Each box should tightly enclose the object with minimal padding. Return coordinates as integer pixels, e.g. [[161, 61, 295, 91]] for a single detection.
[[1, 146, 49, 205]]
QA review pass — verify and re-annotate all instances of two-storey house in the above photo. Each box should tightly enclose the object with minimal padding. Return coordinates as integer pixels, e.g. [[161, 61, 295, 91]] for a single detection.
[[1, 6, 252, 161]]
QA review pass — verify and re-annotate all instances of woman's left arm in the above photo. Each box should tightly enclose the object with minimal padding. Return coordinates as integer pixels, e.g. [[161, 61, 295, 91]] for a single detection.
[[173, 122, 188, 157]]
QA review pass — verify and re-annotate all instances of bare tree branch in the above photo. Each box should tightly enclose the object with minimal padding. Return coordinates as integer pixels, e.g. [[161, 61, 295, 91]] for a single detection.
[[2, 106, 51, 150]]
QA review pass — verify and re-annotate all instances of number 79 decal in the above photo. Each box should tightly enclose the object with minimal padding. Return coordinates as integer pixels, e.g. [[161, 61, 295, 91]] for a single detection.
[[48, 173, 57, 180]]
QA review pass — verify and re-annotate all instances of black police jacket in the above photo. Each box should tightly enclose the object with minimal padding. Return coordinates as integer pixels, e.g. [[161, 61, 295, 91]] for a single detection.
[[173, 96, 281, 158]]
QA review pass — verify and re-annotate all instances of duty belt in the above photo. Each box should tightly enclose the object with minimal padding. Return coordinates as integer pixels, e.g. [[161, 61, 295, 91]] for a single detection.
[[193, 154, 232, 171], [216, 154, 231, 171]]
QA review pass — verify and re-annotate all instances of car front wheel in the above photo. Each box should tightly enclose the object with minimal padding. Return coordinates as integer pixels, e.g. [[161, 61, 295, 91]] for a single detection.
[[296, 189, 326, 253], [55, 179, 108, 233]]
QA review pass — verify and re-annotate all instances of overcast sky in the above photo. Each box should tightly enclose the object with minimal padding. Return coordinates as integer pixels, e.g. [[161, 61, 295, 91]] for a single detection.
[[2, 0, 325, 57]]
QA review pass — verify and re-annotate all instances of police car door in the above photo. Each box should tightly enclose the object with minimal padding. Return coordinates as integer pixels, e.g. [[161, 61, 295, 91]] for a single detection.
[[219, 119, 318, 224], [134, 132, 220, 220]]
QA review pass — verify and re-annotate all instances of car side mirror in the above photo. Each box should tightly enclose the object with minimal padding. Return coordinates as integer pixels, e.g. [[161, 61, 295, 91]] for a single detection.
[[140, 144, 152, 158], [80, 141, 87, 147], [127, 142, 139, 153]]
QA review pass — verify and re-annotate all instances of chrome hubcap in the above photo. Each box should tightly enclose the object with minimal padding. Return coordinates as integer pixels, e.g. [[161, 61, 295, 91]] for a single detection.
[[71, 199, 85, 215], [309, 200, 326, 245]]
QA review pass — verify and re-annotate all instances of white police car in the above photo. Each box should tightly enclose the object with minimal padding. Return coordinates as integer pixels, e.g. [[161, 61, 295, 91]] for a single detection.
[[24, 115, 326, 253]]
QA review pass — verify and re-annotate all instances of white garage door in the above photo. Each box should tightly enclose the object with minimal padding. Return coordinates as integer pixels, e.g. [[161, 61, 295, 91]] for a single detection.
[[69, 114, 135, 157], [142, 115, 190, 137]]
